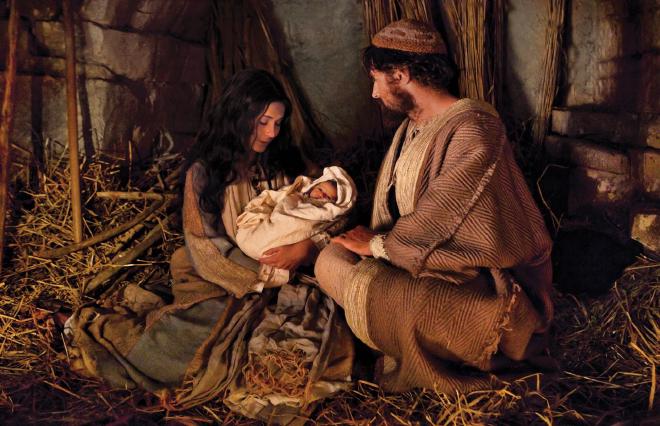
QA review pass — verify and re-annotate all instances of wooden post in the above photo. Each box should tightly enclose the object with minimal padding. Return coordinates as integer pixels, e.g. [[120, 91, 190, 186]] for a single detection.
[[0, 0, 20, 272], [63, 0, 83, 242]]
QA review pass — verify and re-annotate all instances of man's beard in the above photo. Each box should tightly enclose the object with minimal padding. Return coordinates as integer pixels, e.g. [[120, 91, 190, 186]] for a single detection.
[[380, 86, 415, 114]]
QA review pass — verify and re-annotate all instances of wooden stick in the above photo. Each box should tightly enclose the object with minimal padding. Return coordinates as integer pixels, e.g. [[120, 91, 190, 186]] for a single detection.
[[95, 191, 177, 201], [36, 198, 167, 259], [0, 0, 20, 272], [84, 213, 174, 295], [63, 0, 83, 243]]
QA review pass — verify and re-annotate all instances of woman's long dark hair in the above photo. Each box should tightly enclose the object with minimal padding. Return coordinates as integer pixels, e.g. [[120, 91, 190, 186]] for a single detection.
[[184, 69, 303, 219]]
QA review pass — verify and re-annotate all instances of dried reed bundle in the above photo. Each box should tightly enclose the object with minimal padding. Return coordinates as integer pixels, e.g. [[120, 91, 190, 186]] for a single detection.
[[531, 0, 566, 161], [362, 0, 433, 39], [442, 0, 504, 108], [243, 349, 311, 399]]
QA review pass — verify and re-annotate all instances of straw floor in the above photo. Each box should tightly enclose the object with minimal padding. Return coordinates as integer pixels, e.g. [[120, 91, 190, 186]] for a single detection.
[[0, 154, 657, 425]]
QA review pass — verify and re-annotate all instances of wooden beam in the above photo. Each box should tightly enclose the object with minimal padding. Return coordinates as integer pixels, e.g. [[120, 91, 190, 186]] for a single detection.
[[63, 0, 83, 242], [0, 0, 20, 272], [84, 214, 174, 295], [36, 198, 167, 259]]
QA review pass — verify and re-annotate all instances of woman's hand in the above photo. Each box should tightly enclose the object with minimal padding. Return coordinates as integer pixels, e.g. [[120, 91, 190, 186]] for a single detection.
[[331, 225, 376, 256], [260, 239, 318, 271]]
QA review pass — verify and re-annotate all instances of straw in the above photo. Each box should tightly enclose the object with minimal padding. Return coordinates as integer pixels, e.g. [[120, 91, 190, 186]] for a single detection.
[[1, 146, 657, 425]]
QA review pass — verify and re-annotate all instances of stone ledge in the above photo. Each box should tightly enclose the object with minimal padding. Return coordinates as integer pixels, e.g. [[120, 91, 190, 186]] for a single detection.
[[545, 135, 630, 174], [631, 207, 660, 255], [551, 108, 639, 144]]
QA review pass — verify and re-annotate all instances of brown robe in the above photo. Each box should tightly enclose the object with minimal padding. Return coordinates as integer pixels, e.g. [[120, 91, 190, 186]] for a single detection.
[[316, 99, 553, 392]]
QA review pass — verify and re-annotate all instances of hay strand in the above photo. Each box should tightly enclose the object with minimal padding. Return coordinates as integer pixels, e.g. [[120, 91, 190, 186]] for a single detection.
[[243, 349, 310, 399]]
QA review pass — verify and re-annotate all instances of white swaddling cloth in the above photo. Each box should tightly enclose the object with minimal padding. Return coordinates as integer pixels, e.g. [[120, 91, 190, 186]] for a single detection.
[[235, 166, 357, 262]]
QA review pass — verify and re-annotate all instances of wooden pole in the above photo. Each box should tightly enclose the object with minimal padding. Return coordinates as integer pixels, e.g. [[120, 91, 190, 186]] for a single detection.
[[36, 198, 167, 259], [63, 0, 83, 243], [84, 214, 174, 295], [0, 0, 20, 272]]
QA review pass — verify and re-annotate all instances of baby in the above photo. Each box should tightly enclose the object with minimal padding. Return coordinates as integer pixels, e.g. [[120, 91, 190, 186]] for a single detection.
[[236, 166, 356, 287]]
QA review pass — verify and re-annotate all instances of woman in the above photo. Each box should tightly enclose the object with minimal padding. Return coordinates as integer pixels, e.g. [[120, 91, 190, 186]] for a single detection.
[[66, 69, 353, 420]]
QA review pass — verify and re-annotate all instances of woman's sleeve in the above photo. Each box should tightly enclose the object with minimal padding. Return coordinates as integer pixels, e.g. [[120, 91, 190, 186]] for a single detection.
[[182, 166, 261, 298], [382, 118, 503, 276]]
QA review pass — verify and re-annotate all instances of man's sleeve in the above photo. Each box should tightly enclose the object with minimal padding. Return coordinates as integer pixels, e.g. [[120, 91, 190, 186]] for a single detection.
[[183, 166, 261, 298], [382, 118, 503, 276]]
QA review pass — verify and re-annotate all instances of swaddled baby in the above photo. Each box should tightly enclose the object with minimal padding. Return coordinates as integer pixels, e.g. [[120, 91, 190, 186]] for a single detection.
[[236, 166, 356, 287]]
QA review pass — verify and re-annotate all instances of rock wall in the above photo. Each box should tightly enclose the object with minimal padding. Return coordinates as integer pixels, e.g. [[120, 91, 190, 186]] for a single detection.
[[271, 0, 374, 149], [545, 0, 659, 254], [0, 0, 210, 159]]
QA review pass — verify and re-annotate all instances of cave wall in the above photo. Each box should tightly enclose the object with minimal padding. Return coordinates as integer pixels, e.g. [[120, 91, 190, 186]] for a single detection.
[[544, 0, 659, 253], [0, 0, 210, 160], [2, 0, 657, 252]]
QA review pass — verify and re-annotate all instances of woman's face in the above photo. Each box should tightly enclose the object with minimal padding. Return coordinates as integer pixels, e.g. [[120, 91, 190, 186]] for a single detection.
[[250, 101, 286, 153]]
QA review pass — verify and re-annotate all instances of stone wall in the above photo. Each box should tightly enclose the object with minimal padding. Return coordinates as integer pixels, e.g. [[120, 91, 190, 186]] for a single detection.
[[271, 0, 375, 149], [545, 0, 659, 254], [0, 0, 210, 159]]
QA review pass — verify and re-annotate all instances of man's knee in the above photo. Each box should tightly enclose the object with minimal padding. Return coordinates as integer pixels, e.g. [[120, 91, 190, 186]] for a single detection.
[[314, 243, 360, 306], [315, 244, 359, 280]]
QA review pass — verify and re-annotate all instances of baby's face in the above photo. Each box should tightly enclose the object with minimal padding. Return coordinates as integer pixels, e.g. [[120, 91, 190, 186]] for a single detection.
[[308, 181, 338, 202]]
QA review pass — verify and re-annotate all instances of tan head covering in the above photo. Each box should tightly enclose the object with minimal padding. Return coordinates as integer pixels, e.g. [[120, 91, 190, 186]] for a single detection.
[[372, 19, 447, 54]]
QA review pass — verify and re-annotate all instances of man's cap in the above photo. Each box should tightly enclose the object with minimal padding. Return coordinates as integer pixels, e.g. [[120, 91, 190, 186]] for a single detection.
[[372, 19, 447, 54]]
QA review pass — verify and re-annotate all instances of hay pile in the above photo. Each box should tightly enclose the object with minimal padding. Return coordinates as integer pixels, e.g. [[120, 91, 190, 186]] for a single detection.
[[1, 153, 657, 425]]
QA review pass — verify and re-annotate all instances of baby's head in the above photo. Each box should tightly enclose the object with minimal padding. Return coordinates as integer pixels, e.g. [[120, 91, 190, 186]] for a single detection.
[[307, 180, 338, 202]]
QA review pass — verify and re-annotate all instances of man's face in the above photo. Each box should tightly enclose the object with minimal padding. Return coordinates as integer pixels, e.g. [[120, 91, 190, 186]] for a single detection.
[[369, 69, 414, 114]]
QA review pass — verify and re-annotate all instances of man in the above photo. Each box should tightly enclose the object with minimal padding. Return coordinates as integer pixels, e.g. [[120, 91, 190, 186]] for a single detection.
[[315, 19, 554, 392]]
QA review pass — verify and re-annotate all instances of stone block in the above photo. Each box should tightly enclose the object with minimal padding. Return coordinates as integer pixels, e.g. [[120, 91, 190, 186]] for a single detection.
[[153, 37, 206, 84], [33, 21, 65, 57], [598, 19, 625, 59], [0, 74, 68, 150], [80, 0, 134, 28], [640, 53, 660, 113], [639, 116, 660, 149], [567, 167, 635, 215], [545, 135, 630, 174], [551, 108, 639, 144], [23, 56, 115, 80], [640, 149, 660, 199], [631, 209, 660, 255], [128, 0, 186, 33], [81, 22, 156, 80]]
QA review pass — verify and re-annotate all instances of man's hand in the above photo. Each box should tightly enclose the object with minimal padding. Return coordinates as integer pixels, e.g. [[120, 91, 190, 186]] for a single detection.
[[260, 239, 318, 271], [331, 225, 376, 256]]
